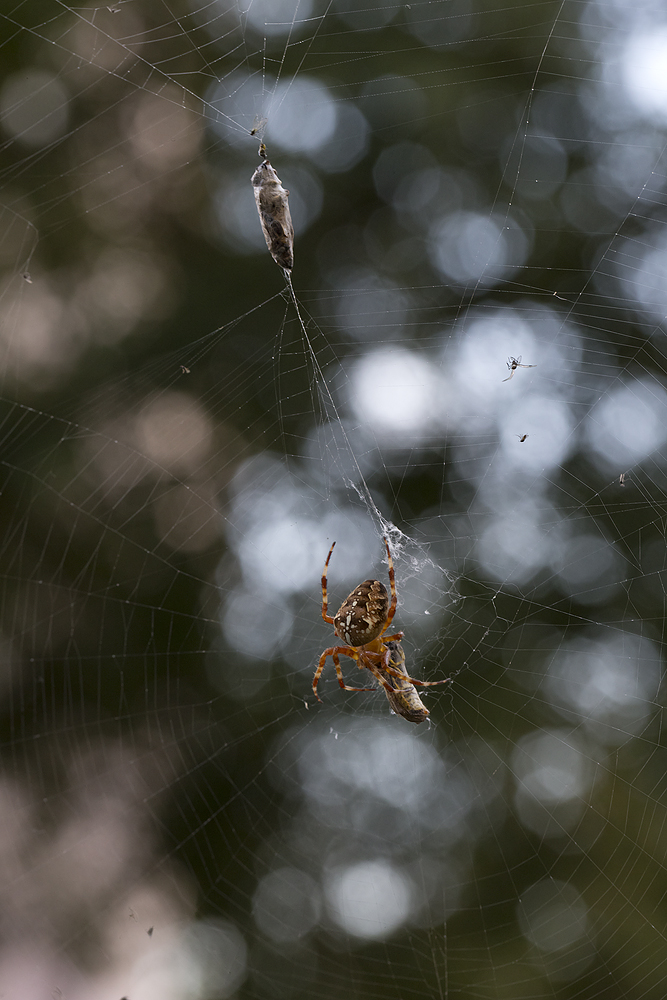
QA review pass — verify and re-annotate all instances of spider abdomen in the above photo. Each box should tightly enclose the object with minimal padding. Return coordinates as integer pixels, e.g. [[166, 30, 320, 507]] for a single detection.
[[334, 578, 389, 646]]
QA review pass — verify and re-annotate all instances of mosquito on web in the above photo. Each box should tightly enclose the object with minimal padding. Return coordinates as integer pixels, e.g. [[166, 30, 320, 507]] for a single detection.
[[503, 356, 536, 382]]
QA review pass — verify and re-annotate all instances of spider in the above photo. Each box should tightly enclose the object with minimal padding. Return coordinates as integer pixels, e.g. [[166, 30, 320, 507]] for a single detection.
[[312, 537, 450, 723], [502, 356, 536, 381]]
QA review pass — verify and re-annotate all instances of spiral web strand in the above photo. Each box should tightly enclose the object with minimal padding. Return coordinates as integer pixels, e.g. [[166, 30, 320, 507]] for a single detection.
[[1, 2, 667, 999]]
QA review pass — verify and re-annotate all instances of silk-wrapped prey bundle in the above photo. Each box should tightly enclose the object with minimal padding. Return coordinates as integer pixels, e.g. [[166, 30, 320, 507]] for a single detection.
[[251, 146, 294, 271]]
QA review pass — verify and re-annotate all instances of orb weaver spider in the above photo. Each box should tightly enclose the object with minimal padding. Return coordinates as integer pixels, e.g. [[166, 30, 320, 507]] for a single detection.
[[312, 538, 450, 723]]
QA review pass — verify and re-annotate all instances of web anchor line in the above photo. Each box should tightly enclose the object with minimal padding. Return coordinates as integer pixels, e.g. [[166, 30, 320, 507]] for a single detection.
[[250, 141, 387, 532], [282, 270, 387, 533]]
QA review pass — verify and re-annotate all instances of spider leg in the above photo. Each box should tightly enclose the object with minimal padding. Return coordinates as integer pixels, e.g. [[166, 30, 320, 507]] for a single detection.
[[313, 645, 373, 701], [332, 651, 376, 692], [379, 630, 404, 644], [361, 657, 398, 695], [379, 666, 451, 687], [383, 537, 398, 629], [502, 370, 514, 382], [321, 542, 336, 625], [313, 645, 336, 701], [372, 644, 451, 688]]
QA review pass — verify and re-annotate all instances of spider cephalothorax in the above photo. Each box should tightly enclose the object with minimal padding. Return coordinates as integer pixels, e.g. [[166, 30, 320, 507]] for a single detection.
[[312, 537, 450, 724]]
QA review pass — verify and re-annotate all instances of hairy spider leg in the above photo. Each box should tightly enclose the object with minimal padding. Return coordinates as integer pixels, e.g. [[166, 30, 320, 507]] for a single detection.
[[359, 654, 400, 695], [382, 537, 398, 630], [319, 648, 407, 698], [312, 645, 375, 701], [377, 630, 404, 645], [332, 651, 376, 692], [364, 647, 452, 688], [321, 541, 336, 625]]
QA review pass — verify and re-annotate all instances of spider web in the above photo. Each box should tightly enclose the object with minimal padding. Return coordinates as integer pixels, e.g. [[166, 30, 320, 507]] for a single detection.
[[1, 1, 667, 998]]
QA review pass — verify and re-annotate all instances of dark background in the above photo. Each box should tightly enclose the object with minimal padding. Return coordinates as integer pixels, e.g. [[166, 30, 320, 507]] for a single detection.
[[1, 1, 667, 998]]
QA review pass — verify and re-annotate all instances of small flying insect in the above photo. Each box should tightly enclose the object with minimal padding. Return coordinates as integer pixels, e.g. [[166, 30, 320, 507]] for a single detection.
[[180, 365, 190, 374], [503, 356, 536, 382], [251, 143, 294, 271], [517, 433, 528, 442], [312, 537, 450, 723], [619, 472, 628, 487], [249, 116, 268, 137]]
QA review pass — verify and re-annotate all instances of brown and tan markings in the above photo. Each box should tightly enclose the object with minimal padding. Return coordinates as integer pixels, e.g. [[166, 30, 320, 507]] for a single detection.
[[312, 537, 450, 724]]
